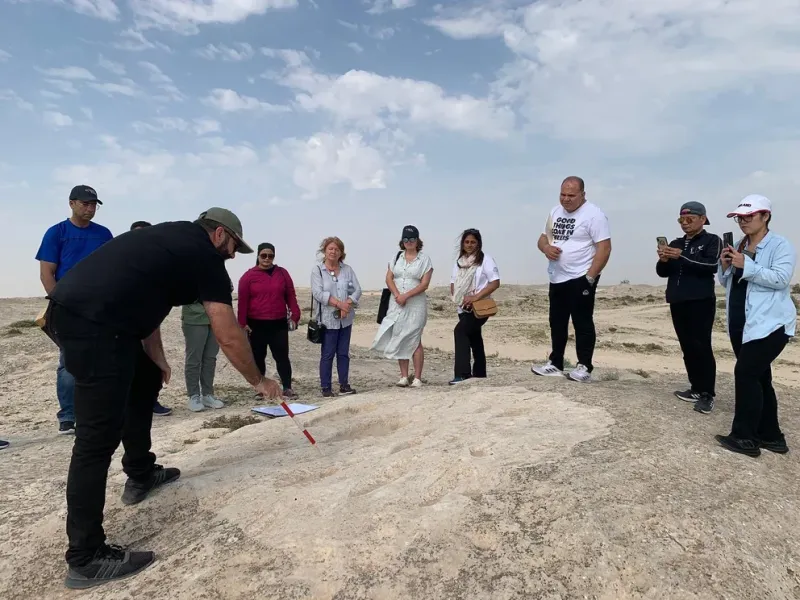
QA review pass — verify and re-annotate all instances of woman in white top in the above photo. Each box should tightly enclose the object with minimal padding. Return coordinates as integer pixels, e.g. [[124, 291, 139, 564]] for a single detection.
[[449, 228, 501, 385], [371, 225, 434, 387]]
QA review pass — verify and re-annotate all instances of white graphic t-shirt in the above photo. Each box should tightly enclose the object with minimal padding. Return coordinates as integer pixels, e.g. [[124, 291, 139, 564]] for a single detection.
[[544, 201, 610, 284]]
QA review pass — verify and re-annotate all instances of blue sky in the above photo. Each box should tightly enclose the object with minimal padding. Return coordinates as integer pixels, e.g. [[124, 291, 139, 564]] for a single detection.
[[1, 0, 799, 297]]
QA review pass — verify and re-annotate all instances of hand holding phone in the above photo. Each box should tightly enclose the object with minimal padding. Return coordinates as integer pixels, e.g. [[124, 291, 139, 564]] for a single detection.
[[723, 232, 734, 249], [657, 236, 668, 247]]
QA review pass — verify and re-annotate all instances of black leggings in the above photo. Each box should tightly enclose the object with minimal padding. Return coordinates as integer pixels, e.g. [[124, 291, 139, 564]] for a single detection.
[[248, 318, 292, 390], [454, 311, 488, 379]]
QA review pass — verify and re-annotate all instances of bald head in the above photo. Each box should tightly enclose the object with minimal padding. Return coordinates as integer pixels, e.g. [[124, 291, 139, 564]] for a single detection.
[[559, 176, 586, 213], [562, 176, 585, 191]]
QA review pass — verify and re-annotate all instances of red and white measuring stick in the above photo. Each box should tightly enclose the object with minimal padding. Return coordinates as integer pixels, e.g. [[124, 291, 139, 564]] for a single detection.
[[280, 401, 322, 456]]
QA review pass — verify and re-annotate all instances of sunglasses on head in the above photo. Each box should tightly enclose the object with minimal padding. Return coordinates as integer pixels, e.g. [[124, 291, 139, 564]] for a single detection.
[[259, 252, 275, 259]]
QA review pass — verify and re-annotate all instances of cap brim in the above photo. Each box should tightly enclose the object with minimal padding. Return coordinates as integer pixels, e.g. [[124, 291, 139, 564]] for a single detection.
[[727, 209, 766, 218], [236, 238, 254, 254]]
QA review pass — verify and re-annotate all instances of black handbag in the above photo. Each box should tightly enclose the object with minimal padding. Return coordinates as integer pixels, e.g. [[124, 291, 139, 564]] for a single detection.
[[307, 266, 327, 344], [377, 251, 403, 324]]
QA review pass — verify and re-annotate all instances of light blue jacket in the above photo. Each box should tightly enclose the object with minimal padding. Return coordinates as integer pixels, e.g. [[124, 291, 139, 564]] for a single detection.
[[718, 231, 797, 344], [310, 261, 362, 330]]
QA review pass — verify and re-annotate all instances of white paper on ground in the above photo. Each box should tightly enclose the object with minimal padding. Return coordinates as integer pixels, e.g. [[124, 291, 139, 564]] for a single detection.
[[251, 403, 320, 418]]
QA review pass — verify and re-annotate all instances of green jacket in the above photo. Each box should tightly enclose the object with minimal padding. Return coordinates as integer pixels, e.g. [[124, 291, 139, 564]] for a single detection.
[[181, 301, 210, 326]]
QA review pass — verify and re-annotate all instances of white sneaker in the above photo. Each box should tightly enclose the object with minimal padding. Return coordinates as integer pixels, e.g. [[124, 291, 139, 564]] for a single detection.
[[567, 364, 592, 383], [396, 377, 410, 387], [188, 395, 205, 412], [202, 394, 225, 409], [410, 378, 422, 388], [531, 361, 564, 377]]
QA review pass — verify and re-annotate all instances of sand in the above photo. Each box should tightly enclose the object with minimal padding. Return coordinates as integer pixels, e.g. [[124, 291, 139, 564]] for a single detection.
[[2, 284, 800, 599]]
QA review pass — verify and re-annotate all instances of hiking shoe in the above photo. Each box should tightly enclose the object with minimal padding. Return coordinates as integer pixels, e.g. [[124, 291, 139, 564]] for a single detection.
[[188, 395, 204, 412], [675, 389, 701, 402], [282, 388, 298, 400], [322, 388, 335, 398], [760, 435, 789, 454], [202, 394, 225, 409], [65, 544, 154, 589], [339, 385, 356, 395], [58, 421, 76, 435], [693, 394, 714, 414], [531, 361, 564, 377], [410, 377, 423, 388], [0, 440, 8, 450], [396, 376, 410, 387], [567, 364, 592, 383], [121, 464, 181, 506], [152, 402, 172, 416], [715, 434, 760, 458]]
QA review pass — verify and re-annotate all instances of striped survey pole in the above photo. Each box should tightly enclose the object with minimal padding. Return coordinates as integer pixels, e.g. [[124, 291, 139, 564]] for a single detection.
[[280, 401, 323, 456]]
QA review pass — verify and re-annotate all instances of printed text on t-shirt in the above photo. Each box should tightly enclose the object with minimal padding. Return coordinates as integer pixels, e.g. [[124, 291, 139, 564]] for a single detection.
[[552, 217, 576, 242]]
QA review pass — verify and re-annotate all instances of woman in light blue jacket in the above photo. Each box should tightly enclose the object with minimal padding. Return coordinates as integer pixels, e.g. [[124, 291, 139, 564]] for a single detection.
[[715, 195, 796, 457], [310, 236, 362, 398]]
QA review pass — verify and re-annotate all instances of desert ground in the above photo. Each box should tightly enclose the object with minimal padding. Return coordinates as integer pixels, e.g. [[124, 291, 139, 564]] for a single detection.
[[2, 284, 800, 599]]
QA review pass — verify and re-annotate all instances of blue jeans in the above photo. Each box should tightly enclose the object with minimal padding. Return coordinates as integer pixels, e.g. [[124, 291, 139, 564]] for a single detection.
[[57, 348, 76, 423], [320, 325, 352, 390]]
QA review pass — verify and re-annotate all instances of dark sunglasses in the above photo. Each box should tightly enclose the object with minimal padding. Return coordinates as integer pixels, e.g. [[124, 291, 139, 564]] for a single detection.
[[259, 253, 275, 259], [402, 237, 417, 243]]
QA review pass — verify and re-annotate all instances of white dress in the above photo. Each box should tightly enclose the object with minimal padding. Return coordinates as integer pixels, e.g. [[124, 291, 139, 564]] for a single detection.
[[371, 251, 433, 359]]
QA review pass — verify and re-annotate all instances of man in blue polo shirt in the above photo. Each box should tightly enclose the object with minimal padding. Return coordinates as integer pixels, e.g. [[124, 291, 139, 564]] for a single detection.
[[36, 185, 113, 434]]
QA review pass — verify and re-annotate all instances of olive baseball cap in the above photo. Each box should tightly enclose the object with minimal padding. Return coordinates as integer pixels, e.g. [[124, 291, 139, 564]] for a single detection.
[[198, 207, 253, 254]]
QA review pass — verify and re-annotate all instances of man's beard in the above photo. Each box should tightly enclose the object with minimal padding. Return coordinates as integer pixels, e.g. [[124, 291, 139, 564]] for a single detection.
[[214, 239, 235, 260]]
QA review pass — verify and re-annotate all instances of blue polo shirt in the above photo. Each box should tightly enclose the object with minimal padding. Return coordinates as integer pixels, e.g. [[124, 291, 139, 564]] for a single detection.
[[35, 219, 114, 281]]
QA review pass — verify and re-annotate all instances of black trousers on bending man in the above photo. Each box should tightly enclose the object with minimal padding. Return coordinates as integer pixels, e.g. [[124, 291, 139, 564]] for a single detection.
[[670, 298, 717, 398], [548, 275, 599, 372], [247, 318, 292, 391], [49, 302, 176, 570]]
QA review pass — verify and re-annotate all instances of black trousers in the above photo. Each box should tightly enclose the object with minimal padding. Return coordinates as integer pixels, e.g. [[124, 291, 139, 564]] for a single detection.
[[548, 275, 599, 372], [248, 318, 292, 389], [670, 298, 717, 396], [730, 326, 788, 442], [454, 311, 488, 379], [49, 303, 162, 567]]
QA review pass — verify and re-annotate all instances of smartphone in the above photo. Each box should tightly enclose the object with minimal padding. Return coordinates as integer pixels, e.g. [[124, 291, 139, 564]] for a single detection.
[[723, 232, 734, 248], [657, 236, 668, 247]]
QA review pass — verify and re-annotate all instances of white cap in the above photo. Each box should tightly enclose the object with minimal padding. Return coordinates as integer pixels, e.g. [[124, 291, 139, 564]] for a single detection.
[[727, 194, 772, 218]]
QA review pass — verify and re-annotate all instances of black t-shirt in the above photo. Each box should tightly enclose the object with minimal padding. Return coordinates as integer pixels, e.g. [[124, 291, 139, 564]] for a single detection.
[[50, 221, 232, 339], [729, 269, 748, 333]]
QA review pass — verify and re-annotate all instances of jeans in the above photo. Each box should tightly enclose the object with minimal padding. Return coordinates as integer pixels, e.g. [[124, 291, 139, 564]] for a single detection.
[[320, 325, 351, 390], [670, 298, 717, 396], [57, 349, 76, 423], [182, 323, 219, 397], [548, 275, 599, 372], [730, 326, 789, 442], [454, 311, 488, 379], [248, 318, 292, 390], [49, 303, 163, 567]]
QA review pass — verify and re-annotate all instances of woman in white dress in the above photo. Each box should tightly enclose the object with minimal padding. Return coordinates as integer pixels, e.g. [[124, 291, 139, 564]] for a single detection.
[[371, 225, 434, 387]]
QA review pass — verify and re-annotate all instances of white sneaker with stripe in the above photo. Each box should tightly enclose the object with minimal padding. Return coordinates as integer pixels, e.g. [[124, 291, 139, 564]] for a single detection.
[[531, 361, 564, 377]]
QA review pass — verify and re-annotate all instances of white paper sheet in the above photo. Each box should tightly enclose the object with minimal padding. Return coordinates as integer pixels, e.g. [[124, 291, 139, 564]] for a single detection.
[[251, 403, 320, 418]]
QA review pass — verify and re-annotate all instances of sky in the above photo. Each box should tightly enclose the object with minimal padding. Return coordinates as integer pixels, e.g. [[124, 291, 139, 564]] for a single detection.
[[1, 0, 799, 298]]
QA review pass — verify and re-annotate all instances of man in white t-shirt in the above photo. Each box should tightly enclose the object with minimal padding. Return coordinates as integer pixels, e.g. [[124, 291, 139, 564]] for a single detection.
[[531, 176, 612, 382]]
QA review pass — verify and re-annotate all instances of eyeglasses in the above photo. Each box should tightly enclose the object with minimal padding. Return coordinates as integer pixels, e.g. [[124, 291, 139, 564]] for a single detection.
[[733, 214, 757, 224], [259, 253, 274, 259], [402, 237, 417, 243], [677, 215, 699, 224]]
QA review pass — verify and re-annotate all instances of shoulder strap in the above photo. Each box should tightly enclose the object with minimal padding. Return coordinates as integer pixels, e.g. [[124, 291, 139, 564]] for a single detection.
[[315, 265, 323, 321], [393, 250, 402, 266]]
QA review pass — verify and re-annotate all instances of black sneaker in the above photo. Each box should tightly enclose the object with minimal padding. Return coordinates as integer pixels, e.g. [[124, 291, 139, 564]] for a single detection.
[[760, 435, 789, 454], [339, 384, 356, 395], [449, 377, 468, 385], [693, 394, 714, 414], [58, 421, 76, 435], [121, 464, 181, 506], [65, 544, 154, 589], [674, 389, 700, 402], [321, 388, 335, 398], [715, 434, 761, 457], [0, 439, 8, 450]]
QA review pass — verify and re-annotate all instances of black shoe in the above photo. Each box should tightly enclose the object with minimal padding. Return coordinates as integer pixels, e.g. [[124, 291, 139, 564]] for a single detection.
[[449, 376, 468, 385], [0, 439, 8, 450], [674, 389, 700, 402], [693, 394, 714, 414], [121, 464, 181, 506], [65, 544, 154, 589], [760, 435, 789, 454], [58, 421, 76, 435], [321, 388, 335, 398], [339, 385, 356, 395], [715, 434, 761, 457]]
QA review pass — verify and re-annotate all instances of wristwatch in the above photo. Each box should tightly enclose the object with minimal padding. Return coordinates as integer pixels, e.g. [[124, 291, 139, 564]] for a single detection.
[[585, 275, 596, 285]]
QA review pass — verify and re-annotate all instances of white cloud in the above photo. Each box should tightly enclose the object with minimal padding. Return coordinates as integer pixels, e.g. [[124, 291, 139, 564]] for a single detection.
[[347, 42, 364, 54], [337, 19, 358, 31], [196, 42, 255, 61], [132, 116, 222, 135], [43, 111, 74, 128], [40, 90, 63, 100], [427, 0, 800, 152], [365, 26, 395, 40], [37, 66, 96, 80], [367, 0, 415, 14], [139, 61, 183, 100], [203, 88, 290, 113], [98, 55, 126, 75], [0, 49, 10, 61], [130, 0, 299, 34], [81, 107, 94, 120], [113, 28, 171, 52], [69, 0, 120, 20], [270, 132, 387, 198], [89, 80, 139, 96], [193, 118, 222, 135], [186, 138, 260, 168], [45, 79, 79, 94], [0, 89, 34, 111]]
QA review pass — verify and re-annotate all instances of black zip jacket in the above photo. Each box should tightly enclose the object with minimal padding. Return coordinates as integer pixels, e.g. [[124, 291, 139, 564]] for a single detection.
[[656, 230, 721, 304]]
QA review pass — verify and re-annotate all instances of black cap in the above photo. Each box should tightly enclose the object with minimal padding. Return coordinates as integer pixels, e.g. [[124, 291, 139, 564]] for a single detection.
[[69, 185, 102, 205], [680, 201, 709, 225], [402, 225, 419, 240]]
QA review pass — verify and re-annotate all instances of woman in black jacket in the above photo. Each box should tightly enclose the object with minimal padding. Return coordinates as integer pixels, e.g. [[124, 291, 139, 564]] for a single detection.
[[656, 202, 722, 414]]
